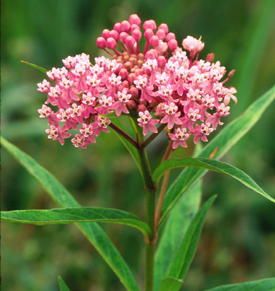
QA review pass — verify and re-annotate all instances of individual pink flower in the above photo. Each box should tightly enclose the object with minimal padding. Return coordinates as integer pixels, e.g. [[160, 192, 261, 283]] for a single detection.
[[160, 102, 182, 129], [137, 111, 159, 136], [182, 35, 205, 57], [169, 127, 190, 149]]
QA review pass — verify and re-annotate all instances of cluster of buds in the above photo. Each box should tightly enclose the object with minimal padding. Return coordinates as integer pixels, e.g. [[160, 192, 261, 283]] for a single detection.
[[37, 14, 237, 149]]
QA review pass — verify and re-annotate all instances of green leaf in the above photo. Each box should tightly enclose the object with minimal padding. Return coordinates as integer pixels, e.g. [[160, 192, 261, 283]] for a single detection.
[[159, 277, 183, 291], [58, 276, 71, 291], [0, 137, 139, 291], [21, 60, 47, 73], [154, 181, 202, 290], [162, 196, 216, 290], [153, 158, 274, 203], [1, 207, 150, 236], [162, 85, 275, 223], [206, 277, 275, 291]]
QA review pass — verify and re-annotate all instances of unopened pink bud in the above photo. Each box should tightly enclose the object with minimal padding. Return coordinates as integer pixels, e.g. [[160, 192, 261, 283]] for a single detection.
[[168, 39, 178, 50], [110, 30, 119, 40], [119, 32, 128, 42], [96, 37, 106, 48], [127, 100, 137, 110], [144, 29, 154, 40], [121, 81, 129, 89], [106, 37, 117, 49], [138, 104, 147, 112], [143, 20, 157, 30], [129, 14, 141, 25], [113, 22, 121, 32], [206, 53, 215, 62], [127, 73, 136, 83], [150, 35, 159, 47], [102, 29, 110, 38], [132, 28, 142, 41], [129, 86, 139, 97], [125, 35, 136, 48], [159, 23, 169, 33], [121, 20, 131, 32], [130, 24, 140, 32], [156, 29, 166, 40], [119, 68, 129, 79], [166, 32, 175, 41], [157, 56, 166, 67]]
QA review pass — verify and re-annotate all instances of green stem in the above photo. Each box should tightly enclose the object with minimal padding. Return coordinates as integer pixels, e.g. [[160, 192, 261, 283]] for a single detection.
[[137, 131, 156, 291]]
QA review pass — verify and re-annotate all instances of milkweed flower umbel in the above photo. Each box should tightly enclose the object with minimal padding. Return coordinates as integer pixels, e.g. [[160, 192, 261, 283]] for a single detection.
[[37, 14, 237, 149]]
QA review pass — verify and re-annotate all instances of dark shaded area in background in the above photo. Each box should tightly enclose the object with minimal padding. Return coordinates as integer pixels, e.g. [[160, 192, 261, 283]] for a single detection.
[[1, 0, 275, 290]]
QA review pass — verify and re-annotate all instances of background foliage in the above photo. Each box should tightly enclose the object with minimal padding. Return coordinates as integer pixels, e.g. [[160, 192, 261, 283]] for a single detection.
[[1, 0, 275, 290]]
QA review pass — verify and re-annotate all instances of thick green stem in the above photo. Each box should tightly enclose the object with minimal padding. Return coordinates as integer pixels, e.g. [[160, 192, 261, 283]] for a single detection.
[[137, 132, 156, 291]]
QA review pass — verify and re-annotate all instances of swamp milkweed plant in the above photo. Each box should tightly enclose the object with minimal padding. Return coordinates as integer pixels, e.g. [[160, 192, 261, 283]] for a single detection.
[[1, 14, 275, 291]]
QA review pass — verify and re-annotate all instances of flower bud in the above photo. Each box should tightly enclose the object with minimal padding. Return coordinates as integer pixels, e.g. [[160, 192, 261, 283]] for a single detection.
[[102, 29, 110, 38], [129, 14, 141, 25], [113, 22, 121, 32], [96, 37, 106, 48], [110, 30, 119, 40], [121, 20, 131, 32], [143, 20, 157, 30], [166, 32, 175, 41], [132, 28, 142, 41], [144, 29, 154, 40], [156, 29, 166, 40], [159, 23, 169, 33], [150, 35, 159, 47], [168, 39, 178, 50], [106, 37, 116, 49]]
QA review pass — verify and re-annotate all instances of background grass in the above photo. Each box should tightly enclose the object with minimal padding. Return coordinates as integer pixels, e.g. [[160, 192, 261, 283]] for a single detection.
[[1, 0, 275, 290]]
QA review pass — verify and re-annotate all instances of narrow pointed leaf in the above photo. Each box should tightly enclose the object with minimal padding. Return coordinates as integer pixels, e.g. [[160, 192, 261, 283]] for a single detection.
[[159, 277, 183, 291], [207, 277, 275, 291], [21, 60, 47, 73], [162, 196, 216, 290], [1, 207, 150, 236], [1, 137, 139, 291], [154, 181, 202, 290], [153, 158, 274, 203], [162, 85, 275, 222], [58, 276, 71, 291]]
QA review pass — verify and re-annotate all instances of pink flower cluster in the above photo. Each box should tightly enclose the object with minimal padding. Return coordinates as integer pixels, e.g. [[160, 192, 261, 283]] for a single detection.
[[37, 14, 237, 149]]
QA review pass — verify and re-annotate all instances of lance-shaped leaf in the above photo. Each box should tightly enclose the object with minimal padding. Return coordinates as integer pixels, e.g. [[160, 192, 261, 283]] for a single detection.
[[154, 181, 202, 290], [58, 276, 71, 291], [153, 158, 274, 203], [21, 60, 47, 73], [1, 137, 139, 291], [162, 85, 275, 222], [160, 196, 216, 290], [1, 207, 150, 236], [206, 277, 275, 291]]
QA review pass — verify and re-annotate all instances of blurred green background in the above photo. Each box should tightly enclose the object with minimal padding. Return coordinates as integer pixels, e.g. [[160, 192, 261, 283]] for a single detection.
[[1, 0, 275, 290]]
